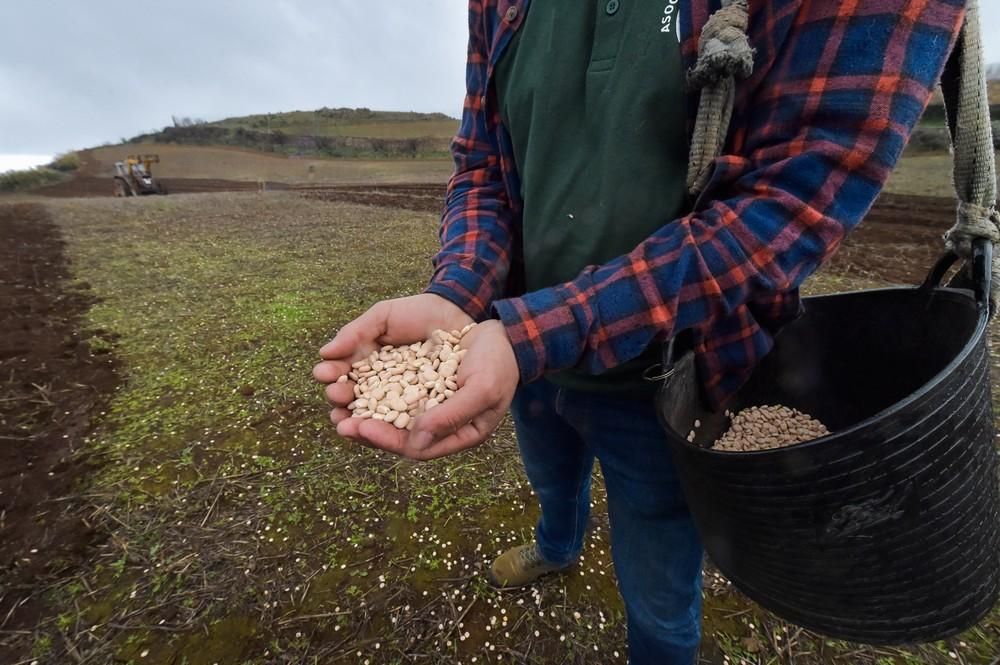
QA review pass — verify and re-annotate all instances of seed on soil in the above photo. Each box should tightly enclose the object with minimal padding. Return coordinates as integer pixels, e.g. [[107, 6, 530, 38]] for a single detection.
[[704, 404, 830, 452], [345, 326, 475, 424]]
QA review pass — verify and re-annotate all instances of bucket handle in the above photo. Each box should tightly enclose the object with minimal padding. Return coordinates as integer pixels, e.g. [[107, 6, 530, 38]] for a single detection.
[[918, 238, 993, 313]]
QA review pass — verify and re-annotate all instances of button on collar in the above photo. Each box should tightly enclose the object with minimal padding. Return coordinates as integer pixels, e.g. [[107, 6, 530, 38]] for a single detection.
[[605, 0, 620, 15], [504, 6, 519, 22]]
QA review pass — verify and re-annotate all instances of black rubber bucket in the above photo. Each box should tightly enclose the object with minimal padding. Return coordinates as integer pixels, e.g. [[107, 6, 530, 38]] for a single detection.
[[657, 240, 1000, 644]]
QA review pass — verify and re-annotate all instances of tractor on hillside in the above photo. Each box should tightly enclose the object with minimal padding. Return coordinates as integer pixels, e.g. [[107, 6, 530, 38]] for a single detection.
[[113, 155, 168, 196]]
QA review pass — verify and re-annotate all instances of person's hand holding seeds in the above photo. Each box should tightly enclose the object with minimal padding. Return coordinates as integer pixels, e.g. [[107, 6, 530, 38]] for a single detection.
[[315, 295, 518, 459]]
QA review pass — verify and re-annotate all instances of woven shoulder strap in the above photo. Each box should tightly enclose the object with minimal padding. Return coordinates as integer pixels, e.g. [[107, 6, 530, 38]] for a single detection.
[[685, 0, 753, 196], [940, 0, 1000, 313]]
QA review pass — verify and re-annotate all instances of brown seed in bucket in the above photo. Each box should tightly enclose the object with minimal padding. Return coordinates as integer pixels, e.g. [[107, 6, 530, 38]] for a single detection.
[[712, 404, 830, 452]]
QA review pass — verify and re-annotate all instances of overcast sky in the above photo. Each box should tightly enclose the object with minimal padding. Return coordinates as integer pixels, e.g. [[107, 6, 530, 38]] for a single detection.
[[1, 1, 999, 167]]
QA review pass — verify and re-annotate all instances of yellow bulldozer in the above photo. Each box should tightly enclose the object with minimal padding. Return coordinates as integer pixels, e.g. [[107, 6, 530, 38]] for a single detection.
[[113, 154, 168, 196]]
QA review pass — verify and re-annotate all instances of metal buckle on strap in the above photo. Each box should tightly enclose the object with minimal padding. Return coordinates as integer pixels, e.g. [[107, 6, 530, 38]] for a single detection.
[[645, 334, 689, 383], [643, 363, 677, 382]]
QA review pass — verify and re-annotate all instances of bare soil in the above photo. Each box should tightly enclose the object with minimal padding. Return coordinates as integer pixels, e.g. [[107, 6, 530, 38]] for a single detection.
[[0, 204, 119, 637], [300, 186, 959, 285], [825, 192, 955, 284], [72, 144, 455, 185], [33, 175, 291, 198], [31, 177, 958, 281], [2, 188, 995, 663], [298, 183, 446, 213]]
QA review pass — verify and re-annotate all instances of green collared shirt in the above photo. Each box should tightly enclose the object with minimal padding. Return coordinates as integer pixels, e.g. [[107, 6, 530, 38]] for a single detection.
[[495, 0, 690, 394]]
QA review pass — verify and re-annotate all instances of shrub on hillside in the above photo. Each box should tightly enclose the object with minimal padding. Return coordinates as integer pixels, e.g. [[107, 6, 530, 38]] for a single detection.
[[316, 107, 377, 121], [49, 152, 81, 172], [0, 167, 66, 192]]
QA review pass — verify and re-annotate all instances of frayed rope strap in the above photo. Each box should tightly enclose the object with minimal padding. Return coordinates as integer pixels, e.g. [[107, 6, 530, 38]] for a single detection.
[[685, 0, 754, 197], [942, 0, 1000, 313]]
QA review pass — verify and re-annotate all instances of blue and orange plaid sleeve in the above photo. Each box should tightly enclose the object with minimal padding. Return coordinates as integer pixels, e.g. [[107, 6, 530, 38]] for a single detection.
[[491, 0, 965, 400], [424, 2, 515, 321]]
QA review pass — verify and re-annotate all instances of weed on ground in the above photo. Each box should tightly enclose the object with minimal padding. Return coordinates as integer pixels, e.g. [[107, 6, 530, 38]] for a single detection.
[[3, 192, 996, 664]]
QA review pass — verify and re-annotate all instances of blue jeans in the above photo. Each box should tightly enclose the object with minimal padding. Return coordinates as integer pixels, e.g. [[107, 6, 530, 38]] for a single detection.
[[510, 378, 703, 665]]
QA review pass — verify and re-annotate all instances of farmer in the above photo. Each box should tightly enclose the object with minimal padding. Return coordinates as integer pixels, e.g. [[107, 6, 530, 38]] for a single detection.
[[314, 1, 966, 662]]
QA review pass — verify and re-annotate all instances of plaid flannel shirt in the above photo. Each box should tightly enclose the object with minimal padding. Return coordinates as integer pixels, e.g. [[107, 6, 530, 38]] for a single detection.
[[426, 0, 965, 407]]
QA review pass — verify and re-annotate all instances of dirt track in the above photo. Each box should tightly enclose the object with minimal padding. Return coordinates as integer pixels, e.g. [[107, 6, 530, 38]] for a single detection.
[[297, 182, 446, 212], [300, 185, 959, 286], [34, 176, 292, 198], [26, 170, 963, 286], [0, 204, 119, 639], [26, 173, 959, 287], [826, 193, 955, 284]]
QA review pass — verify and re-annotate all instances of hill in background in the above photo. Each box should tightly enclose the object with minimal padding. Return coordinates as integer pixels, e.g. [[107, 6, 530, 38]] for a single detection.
[[136, 80, 994, 161], [128, 107, 459, 160], [987, 63, 1000, 81], [208, 108, 457, 139]]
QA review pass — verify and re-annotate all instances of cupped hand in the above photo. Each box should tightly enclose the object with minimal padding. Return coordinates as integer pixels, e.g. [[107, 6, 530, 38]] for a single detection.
[[335, 319, 520, 460], [313, 293, 473, 430]]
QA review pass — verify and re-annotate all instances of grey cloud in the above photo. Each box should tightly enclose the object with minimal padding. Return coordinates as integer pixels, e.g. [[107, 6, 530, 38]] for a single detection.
[[2, 1, 998, 155], [0, 1, 468, 153]]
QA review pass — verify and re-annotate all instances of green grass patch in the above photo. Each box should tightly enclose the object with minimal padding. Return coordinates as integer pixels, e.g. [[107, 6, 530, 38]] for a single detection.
[[125, 107, 458, 160], [16, 192, 998, 664]]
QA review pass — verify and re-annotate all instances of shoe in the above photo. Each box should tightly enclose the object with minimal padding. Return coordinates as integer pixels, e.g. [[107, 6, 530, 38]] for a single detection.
[[487, 542, 572, 588]]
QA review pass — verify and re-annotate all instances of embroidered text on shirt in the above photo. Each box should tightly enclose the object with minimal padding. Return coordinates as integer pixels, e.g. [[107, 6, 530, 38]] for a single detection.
[[660, 0, 680, 42]]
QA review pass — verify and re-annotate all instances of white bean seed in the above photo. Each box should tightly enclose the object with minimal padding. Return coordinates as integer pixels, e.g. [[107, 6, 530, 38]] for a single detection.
[[341, 325, 477, 425]]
